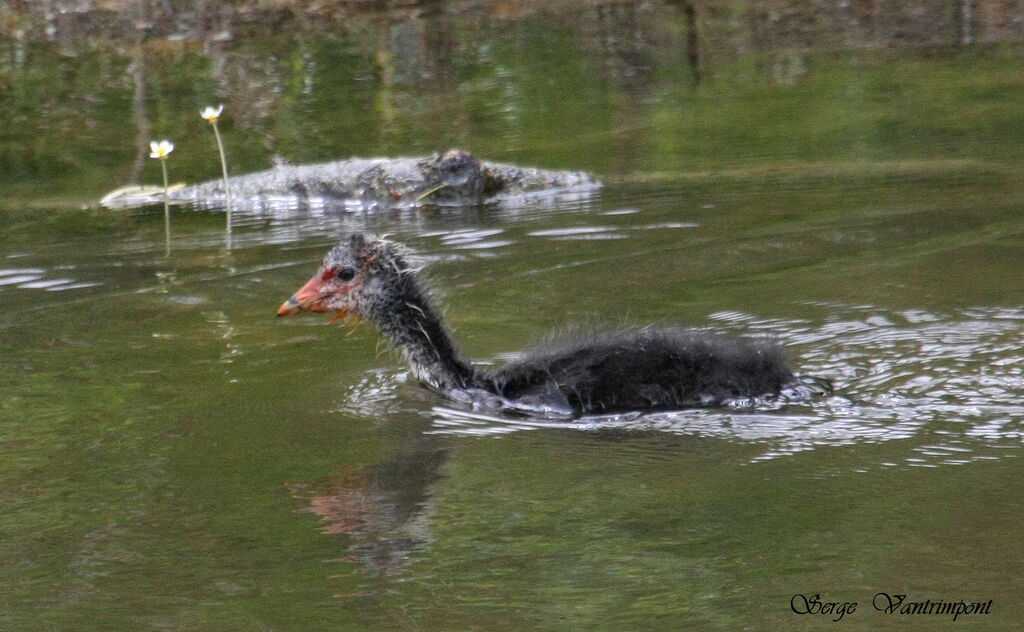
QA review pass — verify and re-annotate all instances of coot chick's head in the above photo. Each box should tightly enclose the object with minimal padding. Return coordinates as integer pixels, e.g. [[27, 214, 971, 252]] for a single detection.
[[276, 233, 411, 323], [277, 234, 477, 392]]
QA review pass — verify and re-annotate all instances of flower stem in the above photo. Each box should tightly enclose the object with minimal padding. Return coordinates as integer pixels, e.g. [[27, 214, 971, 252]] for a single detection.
[[212, 121, 233, 248], [161, 158, 171, 257]]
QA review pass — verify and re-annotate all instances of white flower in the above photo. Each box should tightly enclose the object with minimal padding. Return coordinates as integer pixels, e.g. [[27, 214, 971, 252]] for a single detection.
[[201, 104, 224, 123], [149, 140, 175, 160]]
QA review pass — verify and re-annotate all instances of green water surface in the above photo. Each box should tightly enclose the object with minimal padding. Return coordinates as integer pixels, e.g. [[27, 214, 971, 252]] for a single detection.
[[1, 4, 1022, 631]]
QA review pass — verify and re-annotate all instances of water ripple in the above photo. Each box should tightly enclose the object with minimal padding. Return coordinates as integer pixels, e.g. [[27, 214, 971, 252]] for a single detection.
[[339, 304, 1024, 471], [0, 267, 101, 292]]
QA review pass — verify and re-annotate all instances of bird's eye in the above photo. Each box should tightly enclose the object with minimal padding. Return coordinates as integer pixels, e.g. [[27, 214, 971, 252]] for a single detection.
[[337, 267, 356, 282]]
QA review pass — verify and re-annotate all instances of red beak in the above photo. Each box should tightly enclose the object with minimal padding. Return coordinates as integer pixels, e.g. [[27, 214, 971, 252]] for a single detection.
[[277, 273, 329, 316]]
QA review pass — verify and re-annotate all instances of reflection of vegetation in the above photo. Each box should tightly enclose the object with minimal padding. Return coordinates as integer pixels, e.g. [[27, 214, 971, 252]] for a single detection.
[[644, 48, 1024, 173], [2, 6, 1024, 204]]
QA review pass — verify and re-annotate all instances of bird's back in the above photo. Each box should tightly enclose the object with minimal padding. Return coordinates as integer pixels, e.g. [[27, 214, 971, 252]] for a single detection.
[[489, 328, 794, 414]]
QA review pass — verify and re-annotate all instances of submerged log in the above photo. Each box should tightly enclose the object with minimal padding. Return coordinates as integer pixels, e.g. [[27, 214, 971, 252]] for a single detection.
[[100, 149, 600, 211]]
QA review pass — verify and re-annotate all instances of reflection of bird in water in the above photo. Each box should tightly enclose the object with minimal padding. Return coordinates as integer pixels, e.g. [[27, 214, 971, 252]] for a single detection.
[[278, 234, 797, 415], [287, 437, 449, 575]]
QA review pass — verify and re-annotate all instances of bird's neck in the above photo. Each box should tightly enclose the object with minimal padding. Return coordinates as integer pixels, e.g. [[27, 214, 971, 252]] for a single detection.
[[374, 292, 478, 393]]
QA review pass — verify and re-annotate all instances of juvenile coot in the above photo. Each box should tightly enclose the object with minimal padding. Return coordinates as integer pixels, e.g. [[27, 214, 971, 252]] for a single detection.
[[277, 234, 796, 415]]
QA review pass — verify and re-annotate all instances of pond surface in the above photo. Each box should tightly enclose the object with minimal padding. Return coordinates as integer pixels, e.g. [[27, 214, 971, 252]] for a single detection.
[[2, 3, 1023, 630]]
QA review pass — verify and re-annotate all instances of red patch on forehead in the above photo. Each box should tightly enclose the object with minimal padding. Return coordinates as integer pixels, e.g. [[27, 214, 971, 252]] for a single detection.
[[320, 267, 335, 281]]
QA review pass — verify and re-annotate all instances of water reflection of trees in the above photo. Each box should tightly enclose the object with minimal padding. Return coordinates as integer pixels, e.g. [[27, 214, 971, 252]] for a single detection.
[[4, 0, 1024, 195], [6, 1, 1023, 52]]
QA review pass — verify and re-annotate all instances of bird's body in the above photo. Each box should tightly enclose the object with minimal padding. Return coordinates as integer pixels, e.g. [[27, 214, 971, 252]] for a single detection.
[[278, 234, 797, 416], [490, 329, 793, 414]]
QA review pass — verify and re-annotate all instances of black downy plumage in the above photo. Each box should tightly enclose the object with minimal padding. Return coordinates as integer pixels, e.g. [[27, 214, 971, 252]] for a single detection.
[[278, 234, 796, 415]]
